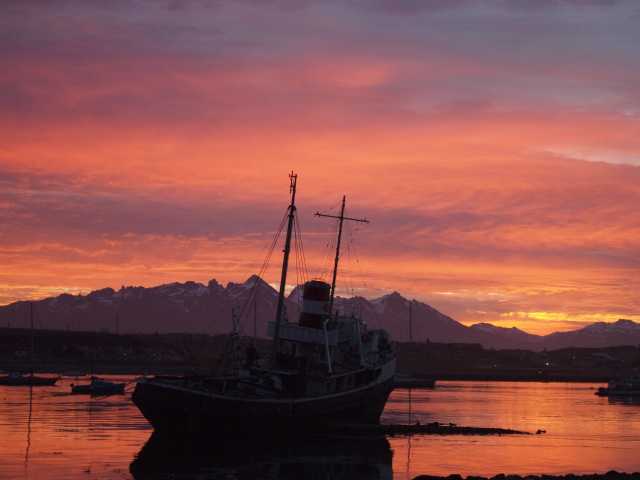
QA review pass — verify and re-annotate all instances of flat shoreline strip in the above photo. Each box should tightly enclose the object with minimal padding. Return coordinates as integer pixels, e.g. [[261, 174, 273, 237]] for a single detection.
[[414, 472, 640, 480], [330, 422, 530, 436]]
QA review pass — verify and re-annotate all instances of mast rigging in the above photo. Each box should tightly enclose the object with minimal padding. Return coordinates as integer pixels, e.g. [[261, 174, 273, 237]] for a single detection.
[[271, 172, 298, 362], [315, 195, 369, 315]]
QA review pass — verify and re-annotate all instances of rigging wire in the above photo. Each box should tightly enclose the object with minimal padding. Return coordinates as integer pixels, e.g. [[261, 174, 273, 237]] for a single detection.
[[342, 223, 357, 315], [349, 223, 369, 292], [285, 210, 311, 309], [235, 207, 289, 332], [293, 215, 302, 291], [294, 210, 310, 283], [219, 206, 289, 372], [344, 221, 369, 318], [319, 217, 339, 281], [314, 197, 342, 282]]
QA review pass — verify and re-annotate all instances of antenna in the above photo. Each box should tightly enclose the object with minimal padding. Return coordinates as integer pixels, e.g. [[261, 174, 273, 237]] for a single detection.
[[315, 195, 369, 315]]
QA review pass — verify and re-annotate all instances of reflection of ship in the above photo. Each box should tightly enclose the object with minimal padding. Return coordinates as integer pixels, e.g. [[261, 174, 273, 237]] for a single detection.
[[25, 385, 33, 469], [596, 372, 640, 397], [133, 173, 396, 435], [0, 303, 58, 387], [130, 431, 392, 480]]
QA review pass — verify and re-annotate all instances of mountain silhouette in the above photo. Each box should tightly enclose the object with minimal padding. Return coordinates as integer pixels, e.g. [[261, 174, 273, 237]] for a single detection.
[[1, 275, 639, 350]]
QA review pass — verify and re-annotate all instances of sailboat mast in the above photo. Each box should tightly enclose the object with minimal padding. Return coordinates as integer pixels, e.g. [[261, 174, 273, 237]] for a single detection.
[[409, 301, 413, 342], [315, 197, 369, 316], [328, 196, 346, 315], [272, 172, 298, 360], [254, 292, 258, 338], [29, 302, 34, 377]]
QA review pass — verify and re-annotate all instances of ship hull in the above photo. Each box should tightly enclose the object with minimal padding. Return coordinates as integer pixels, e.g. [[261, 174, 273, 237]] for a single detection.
[[133, 360, 395, 436]]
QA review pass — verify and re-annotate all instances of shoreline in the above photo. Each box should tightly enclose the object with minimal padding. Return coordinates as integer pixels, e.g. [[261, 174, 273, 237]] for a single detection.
[[414, 473, 640, 480], [0, 361, 609, 382], [0, 328, 631, 383], [427, 373, 609, 383], [0, 362, 610, 384]]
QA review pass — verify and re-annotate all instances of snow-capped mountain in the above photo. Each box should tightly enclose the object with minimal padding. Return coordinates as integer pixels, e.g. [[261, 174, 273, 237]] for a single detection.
[[542, 319, 640, 350], [0, 276, 287, 336], [333, 291, 481, 345], [466, 320, 640, 350], [1, 275, 639, 350], [468, 323, 541, 349]]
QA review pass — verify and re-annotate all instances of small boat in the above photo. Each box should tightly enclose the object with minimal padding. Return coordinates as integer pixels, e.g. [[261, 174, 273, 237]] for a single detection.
[[596, 373, 640, 397], [0, 372, 58, 386], [71, 376, 126, 396]]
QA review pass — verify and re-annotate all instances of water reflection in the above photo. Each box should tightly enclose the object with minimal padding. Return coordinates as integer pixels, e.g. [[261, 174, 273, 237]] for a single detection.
[[24, 385, 33, 468], [130, 432, 393, 480], [2, 380, 640, 479]]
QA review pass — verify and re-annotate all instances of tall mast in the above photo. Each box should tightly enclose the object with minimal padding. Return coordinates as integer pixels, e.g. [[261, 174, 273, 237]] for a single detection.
[[409, 301, 413, 342], [254, 290, 258, 338], [272, 172, 298, 361], [330, 196, 346, 315], [315, 196, 369, 316], [29, 302, 34, 377]]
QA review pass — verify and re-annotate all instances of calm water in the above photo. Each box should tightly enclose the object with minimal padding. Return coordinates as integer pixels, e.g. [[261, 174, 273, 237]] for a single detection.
[[1, 378, 639, 479]]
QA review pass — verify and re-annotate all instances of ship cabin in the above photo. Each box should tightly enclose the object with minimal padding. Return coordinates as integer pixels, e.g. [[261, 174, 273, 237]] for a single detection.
[[265, 280, 393, 397]]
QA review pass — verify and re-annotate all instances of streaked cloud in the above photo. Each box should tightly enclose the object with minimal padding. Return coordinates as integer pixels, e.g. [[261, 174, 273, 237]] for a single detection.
[[1, 0, 639, 333]]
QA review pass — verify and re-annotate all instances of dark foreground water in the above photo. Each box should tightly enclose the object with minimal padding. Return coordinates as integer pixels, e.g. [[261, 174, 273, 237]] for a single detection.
[[1, 377, 639, 479]]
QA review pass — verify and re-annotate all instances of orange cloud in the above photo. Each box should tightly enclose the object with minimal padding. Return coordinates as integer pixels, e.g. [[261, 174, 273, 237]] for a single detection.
[[1, 1, 639, 334]]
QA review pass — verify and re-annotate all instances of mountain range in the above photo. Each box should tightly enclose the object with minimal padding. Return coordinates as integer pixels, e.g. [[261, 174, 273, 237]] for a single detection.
[[0, 275, 638, 351]]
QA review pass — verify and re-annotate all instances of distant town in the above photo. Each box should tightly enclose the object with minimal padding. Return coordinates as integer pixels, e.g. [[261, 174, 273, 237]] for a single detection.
[[1, 327, 638, 382]]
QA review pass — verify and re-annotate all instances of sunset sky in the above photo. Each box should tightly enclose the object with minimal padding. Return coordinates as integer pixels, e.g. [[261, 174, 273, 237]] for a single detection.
[[1, 0, 639, 334]]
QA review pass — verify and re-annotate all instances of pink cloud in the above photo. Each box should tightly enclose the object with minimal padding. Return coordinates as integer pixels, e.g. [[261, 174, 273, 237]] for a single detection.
[[1, 0, 639, 333]]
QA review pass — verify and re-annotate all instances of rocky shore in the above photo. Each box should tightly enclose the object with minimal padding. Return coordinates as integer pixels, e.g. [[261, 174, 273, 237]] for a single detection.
[[414, 472, 640, 480], [336, 422, 530, 436]]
